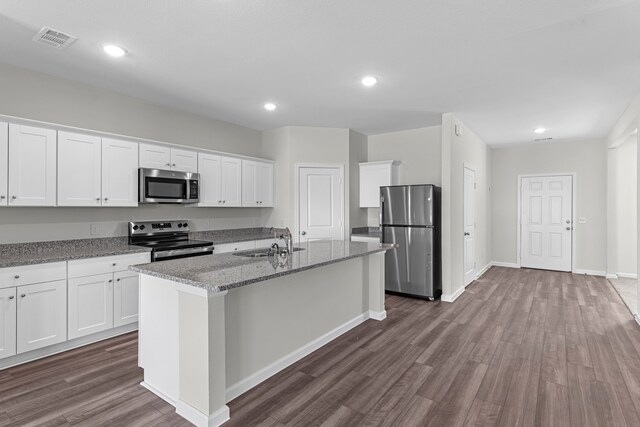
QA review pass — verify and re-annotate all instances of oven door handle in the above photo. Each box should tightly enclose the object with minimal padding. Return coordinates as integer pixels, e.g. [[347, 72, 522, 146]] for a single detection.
[[153, 246, 214, 260]]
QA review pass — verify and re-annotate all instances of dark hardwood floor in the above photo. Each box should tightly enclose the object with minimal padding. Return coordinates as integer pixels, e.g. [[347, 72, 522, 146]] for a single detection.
[[2, 267, 640, 426]]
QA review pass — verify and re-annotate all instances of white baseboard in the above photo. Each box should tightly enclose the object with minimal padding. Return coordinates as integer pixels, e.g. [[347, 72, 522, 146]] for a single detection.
[[618, 273, 638, 279], [635, 315, 640, 328], [606, 273, 619, 279], [442, 286, 465, 303], [225, 312, 370, 401], [491, 261, 520, 269], [176, 400, 229, 427], [573, 269, 606, 277], [368, 310, 387, 321], [141, 381, 175, 406], [476, 262, 492, 279]]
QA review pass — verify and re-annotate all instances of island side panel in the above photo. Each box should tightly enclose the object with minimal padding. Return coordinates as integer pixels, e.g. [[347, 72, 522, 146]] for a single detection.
[[366, 252, 387, 319], [225, 256, 371, 398]]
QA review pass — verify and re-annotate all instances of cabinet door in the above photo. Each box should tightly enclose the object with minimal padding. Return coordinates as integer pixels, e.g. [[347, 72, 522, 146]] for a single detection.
[[241, 160, 258, 206], [0, 122, 7, 206], [197, 153, 221, 206], [17, 280, 66, 353], [0, 287, 16, 360], [114, 271, 139, 327], [102, 138, 138, 207], [258, 162, 274, 207], [360, 164, 391, 208], [57, 132, 102, 207], [68, 273, 113, 339], [139, 143, 171, 170], [170, 148, 198, 173], [8, 124, 57, 206], [221, 156, 242, 206]]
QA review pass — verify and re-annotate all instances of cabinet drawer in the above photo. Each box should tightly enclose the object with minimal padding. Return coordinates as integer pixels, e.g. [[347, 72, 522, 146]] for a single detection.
[[214, 241, 256, 254], [68, 253, 150, 279], [0, 262, 66, 290]]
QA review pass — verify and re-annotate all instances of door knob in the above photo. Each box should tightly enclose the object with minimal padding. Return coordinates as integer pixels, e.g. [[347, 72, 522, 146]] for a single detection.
[[301, 231, 307, 235], [464, 232, 470, 236]]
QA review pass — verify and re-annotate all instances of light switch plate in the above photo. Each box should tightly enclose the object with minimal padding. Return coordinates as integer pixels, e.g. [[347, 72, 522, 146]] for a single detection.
[[90, 224, 100, 235], [578, 217, 586, 224]]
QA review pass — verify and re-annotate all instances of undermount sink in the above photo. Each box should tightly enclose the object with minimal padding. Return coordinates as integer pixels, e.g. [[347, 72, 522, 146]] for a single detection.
[[232, 247, 304, 258]]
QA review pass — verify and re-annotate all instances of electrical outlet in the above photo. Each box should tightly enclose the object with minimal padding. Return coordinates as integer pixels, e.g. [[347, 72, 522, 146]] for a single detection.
[[204, 219, 211, 229], [90, 224, 100, 235]]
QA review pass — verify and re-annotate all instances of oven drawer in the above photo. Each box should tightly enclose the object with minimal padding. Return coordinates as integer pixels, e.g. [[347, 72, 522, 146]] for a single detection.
[[0, 262, 67, 290], [68, 253, 151, 279]]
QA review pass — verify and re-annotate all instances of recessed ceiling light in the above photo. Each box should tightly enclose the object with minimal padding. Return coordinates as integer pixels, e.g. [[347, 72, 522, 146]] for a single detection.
[[264, 103, 277, 111], [361, 76, 378, 87], [533, 127, 546, 134], [102, 44, 127, 57]]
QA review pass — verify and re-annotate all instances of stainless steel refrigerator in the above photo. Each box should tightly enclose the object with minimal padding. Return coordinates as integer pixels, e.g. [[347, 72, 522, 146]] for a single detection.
[[381, 185, 441, 299]]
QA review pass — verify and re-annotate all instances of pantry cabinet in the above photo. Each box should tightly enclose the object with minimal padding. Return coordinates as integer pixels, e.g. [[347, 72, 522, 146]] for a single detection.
[[8, 124, 57, 206]]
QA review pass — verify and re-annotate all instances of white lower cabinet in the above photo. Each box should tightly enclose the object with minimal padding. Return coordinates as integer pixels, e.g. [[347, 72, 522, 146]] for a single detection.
[[16, 280, 67, 354], [68, 273, 114, 340], [0, 287, 16, 359], [114, 271, 139, 327]]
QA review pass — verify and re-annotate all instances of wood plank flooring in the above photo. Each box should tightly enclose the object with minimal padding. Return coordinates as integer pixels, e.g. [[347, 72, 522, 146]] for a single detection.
[[1, 267, 640, 426]]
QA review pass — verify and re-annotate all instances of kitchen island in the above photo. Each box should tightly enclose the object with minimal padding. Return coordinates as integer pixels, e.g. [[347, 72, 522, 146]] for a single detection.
[[130, 240, 394, 427]]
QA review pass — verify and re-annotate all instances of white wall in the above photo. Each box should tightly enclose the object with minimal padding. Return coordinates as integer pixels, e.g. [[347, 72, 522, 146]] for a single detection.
[[614, 139, 637, 276], [366, 126, 442, 225], [0, 62, 264, 243], [441, 114, 492, 299], [491, 138, 608, 273], [349, 130, 369, 230]]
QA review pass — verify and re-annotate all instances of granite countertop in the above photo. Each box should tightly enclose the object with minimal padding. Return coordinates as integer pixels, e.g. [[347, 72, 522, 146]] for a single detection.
[[351, 226, 381, 239], [0, 237, 151, 268], [190, 227, 286, 245], [130, 240, 395, 292]]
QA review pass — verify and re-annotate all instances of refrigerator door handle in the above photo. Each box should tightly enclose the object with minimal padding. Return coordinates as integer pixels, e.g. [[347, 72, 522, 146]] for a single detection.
[[380, 197, 384, 232]]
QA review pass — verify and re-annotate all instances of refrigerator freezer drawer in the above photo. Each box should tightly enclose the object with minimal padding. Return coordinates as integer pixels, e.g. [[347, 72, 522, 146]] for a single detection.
[[383, 226, 435, 297], [381, 185, 436, 226]]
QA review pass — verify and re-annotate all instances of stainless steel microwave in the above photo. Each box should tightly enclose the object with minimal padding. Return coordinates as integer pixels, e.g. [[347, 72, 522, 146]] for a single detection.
[[139, 168, 200, 204]]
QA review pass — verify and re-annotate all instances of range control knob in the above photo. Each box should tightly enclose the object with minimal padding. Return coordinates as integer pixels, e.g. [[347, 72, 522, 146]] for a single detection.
[[132, 225, 139, 230], [178, 223, 183, 228], [183, 223, 188, 228], [139, 225, 146, 230]]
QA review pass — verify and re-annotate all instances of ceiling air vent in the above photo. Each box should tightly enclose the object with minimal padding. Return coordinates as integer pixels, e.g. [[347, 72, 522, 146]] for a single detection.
[[534, 137, 553, 142], [32, 27, 77, 49]]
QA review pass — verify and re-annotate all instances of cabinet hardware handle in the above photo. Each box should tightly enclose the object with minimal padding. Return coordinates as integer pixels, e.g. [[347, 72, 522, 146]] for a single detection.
[[116, 278, 121, 282], [112, 263, 117, 266], [166, 163, 171, 166], [11, 195, 16, 200], [96, 197, 100, 202], [172, 163, 176, 167], [0, 195, 5, 199], [8, 295, 14, 300], [104, 198, 108, 201], [14, 275, 19, 279], [20, 294, 26, 298], [566, 227, 571, 231], [108, 279, 113, 283]]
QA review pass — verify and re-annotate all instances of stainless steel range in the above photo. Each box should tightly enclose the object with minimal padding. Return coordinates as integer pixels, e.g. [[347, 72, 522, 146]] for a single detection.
[[128, 220, 214, 262]]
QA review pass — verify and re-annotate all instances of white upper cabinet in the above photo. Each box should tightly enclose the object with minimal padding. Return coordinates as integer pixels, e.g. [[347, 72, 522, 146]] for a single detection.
[[139, 143, 171, 170], [102, 138, 138, 207], [359, 161, 401, 208], [0, 122, 7, 206], [242, 160, 273, 207], [8, 124, 57, 206], [139, 143, 197, 173], [221, 156, 242, 206], [57, 132, 102, 207], [170, 148, 198, 173], [197, 153, 222, 206]]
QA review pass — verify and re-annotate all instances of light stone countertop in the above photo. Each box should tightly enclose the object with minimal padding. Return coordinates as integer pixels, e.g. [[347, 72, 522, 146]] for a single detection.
[[130, 240, 395, 292], [0, 237, 152, 268]]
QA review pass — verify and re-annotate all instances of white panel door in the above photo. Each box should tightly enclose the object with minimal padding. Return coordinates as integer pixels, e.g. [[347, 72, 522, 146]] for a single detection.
[[170, 148, 198, 173], [463, 167, 476, 286], [521, 175, 573, 272], [221, 156, 242, 206], [68, 273, 114, 339], [57, 132, 102, 207], [241, 160, 258, 206], [114, 270, 139, 327], [0, 287, 16, 359], [298, 166, 344, 243], [0, 122, 8, 206], [8, 124, 57, 206], [258, 162, 274, 207], [16, 280, 67, 353], [102, 138, 139, 207], [197, 153, 222, 206], [139, 143, 171, 170]]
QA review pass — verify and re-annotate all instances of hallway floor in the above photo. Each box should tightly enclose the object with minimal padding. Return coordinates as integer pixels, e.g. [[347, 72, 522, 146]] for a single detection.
[[610, 277, 637, 315]]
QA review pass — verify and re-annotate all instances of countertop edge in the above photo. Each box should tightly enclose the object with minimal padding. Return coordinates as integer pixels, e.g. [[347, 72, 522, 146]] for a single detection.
[[130, 245, 392, 292], [0, 247, 152, 269]]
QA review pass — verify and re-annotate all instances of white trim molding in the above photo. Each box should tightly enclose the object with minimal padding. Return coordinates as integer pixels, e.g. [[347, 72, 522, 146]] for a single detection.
[[475, 262, 492, 280], [225, 312, 369, 401], [368, 310, 387, 321], [606, 273, 619, 279], [175, 400, 230, 427], [442, 286, 465, 303], [617, 273, 638, 279], [573, 269, 606, 277], [491, 261, 521, 269]]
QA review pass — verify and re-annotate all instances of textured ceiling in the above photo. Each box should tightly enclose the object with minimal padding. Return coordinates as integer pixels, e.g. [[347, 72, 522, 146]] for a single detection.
[[0, 0, 638, 144]]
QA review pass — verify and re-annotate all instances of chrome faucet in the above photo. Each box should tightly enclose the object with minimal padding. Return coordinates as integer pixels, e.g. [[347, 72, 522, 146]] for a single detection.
[[279, 227, 293, 254], [268, 242, 280, 256]]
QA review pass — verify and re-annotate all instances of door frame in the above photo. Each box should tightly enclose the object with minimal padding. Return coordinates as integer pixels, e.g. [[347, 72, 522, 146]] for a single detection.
[[517, 173, 577, 272], [463, 163, 477, 286], [294, 163, 346, 242]]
